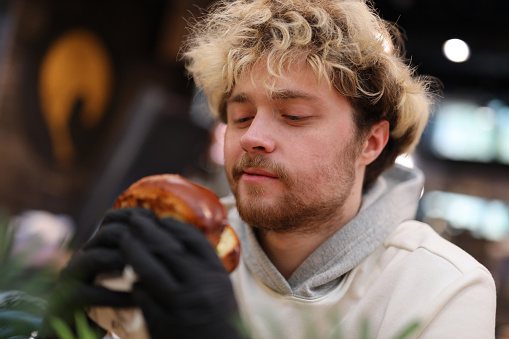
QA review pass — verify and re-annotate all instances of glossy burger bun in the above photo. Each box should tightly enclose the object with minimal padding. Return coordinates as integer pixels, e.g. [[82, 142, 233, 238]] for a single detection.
[[114, 174, 240, 273]]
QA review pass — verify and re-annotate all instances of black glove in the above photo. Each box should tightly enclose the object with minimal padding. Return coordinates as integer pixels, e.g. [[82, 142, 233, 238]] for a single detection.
[[37, 213, 136, 339], [118, 209, 244, 339]]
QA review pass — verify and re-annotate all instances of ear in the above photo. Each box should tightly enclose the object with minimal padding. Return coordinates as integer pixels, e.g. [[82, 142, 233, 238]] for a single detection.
[[359, 120, 389, 166]]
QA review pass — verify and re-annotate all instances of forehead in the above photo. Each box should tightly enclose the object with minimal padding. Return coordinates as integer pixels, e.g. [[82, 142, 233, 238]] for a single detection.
[[233, 60, 326, 96], [228, 60, 352, 111]]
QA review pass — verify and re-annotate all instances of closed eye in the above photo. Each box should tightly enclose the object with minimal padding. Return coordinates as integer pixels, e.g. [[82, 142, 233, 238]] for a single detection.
[[235, 116, 254, 124], [285, 115, 304, 120], [283, 114, 311, 122]]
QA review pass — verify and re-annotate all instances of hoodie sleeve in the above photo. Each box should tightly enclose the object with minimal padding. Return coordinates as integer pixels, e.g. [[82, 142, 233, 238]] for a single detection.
[[380, 221, 497, 339], [414, 266, 496, 339]]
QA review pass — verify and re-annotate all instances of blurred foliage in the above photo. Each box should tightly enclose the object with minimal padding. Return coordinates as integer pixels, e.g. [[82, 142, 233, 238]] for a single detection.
[[0, 209, 47, 338], [237, 306, 421, 339], [0, 209, 56, 298], [0, 209, 102, 339], [50, 311, 102, 339]]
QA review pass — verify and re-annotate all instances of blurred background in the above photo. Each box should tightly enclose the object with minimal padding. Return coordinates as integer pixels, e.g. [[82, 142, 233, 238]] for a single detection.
[[0, 0, 507, 337]]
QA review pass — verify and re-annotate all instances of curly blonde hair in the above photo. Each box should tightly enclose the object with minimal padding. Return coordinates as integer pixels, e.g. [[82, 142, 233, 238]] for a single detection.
[[182, 0, 436, 190]]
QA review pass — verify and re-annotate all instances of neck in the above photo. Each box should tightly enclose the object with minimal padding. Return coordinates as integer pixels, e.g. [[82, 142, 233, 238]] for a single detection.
[[256, 190, 362, 280], [255, 229, 329, 279]]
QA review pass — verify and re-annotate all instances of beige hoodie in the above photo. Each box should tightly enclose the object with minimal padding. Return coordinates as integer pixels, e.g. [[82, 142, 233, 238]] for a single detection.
[[223, 165, 496, 339]]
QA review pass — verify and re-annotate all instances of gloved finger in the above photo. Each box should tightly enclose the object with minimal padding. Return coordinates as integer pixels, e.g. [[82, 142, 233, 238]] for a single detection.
[[130, 286, 174, 338], [120, 235, 179, 294], [50, 282, 135, 309], [129, 211, 218, 263], [83, 222, 130, 251], [128, 215, 218, 281], [74, 284, 134, 307], [128, 212, 186, 254], [120, 208, 215, 265], [132, 283, 241, 339], [159, 217, 222, 265], [101, 207, 156, 225], [63, 248, 126, 282]]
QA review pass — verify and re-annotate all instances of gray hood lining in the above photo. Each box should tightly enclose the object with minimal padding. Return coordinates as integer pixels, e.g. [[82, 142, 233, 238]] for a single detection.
[[225, 165, 425, 299]]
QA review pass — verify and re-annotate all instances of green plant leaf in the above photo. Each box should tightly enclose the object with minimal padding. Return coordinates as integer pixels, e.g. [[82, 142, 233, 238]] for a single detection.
[[75, 311, 99, 339], [359, 317, 370, 339], [0, 209, 14, 264], [50, 316, 76, 339], [392, 321, 421, 339]]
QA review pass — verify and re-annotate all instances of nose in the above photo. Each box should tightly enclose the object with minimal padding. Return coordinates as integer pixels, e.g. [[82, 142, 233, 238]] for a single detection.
[[239, 113, 276, 153]]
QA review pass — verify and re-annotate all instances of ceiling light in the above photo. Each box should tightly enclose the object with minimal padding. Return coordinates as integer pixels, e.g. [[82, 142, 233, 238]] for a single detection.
[[443, 38, 470, 63]]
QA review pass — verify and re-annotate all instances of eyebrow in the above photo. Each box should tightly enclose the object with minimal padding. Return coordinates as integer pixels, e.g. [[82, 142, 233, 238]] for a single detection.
[[226, 89, 324, 105], [227, 92, 251, 104]]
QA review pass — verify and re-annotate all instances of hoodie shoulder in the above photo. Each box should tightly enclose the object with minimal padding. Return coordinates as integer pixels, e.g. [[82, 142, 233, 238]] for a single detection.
[[384, 220, 492, 275]]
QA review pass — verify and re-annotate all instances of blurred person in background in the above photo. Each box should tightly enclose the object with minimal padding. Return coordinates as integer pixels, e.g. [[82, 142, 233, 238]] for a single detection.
[[32, 0, 497, 338]]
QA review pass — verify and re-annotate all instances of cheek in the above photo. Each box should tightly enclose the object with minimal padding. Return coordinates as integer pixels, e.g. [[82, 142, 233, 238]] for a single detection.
[[293, 135, 356, 176], [223, 130, 239, 167], [294, 133, 339, 162]]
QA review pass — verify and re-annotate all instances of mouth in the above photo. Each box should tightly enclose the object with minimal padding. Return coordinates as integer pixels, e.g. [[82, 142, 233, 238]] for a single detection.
[[230, 154, 288, 185], [243, 168, 278, 177], [241, 167, 279, 183]]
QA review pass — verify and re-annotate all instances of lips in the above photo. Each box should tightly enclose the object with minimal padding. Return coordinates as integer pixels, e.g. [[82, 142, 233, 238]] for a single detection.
[[240, 167, 280, 185], [230, 154, 289, 185], [242, 168, 278, 178]]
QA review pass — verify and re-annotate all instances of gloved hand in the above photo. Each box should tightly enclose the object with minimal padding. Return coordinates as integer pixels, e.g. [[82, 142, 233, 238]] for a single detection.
[[118, 209, 244, 339], [37, 212, 136, 339]]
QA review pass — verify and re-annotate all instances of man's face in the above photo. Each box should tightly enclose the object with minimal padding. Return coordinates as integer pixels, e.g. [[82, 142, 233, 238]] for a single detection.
[[223, 62, 365, 233]]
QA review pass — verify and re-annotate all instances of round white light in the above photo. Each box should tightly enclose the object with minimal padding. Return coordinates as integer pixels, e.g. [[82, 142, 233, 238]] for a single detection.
[[443, 39, 470, 63]]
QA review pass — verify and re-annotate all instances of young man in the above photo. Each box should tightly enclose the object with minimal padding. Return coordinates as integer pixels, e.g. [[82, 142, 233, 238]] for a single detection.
[[38, 0, 496, 338], [181, 0, 496, 337]]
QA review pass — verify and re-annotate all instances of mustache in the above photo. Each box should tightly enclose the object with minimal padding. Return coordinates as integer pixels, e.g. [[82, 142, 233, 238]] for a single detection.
[[231, 154, 290, 184]]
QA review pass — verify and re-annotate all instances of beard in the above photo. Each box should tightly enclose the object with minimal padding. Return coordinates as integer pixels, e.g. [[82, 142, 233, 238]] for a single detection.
[[226, 138, 362, 234]]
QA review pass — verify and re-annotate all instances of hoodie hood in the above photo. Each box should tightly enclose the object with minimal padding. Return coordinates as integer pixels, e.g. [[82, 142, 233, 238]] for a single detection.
[[222, 164, 425, 300]]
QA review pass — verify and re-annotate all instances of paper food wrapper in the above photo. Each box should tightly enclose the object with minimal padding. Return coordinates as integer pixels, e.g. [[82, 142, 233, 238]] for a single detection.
[[87, 266, 150, 339]]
